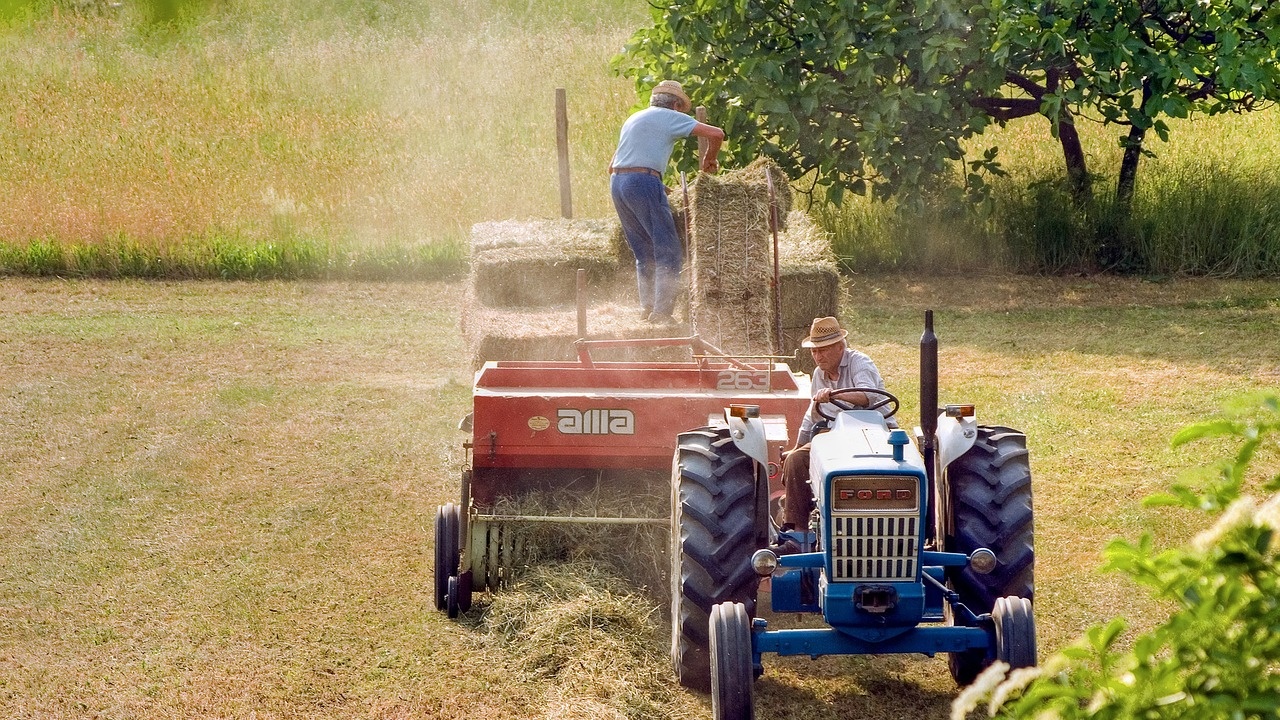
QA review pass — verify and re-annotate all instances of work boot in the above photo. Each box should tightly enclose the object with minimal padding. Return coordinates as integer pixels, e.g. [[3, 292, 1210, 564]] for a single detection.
[[638, 308, 652, 322], [770, 524, 802, 555], [771, 537, 802, 555], [647, 313, 677, 327]]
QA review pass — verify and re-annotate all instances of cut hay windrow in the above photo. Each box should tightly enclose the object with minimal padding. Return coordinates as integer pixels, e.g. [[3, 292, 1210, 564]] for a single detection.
[[470, 218, 621, 307], [483, 562, 701, 719], [687, 157, 792, 357]]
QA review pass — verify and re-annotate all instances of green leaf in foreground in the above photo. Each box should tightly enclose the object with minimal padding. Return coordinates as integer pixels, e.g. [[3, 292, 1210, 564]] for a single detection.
[[962, 392, 1280, 720]]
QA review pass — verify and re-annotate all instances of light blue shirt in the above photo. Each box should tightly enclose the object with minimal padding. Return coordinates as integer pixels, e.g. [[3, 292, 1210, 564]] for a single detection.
[[610, 107, 698, 173], [798, 348, 891, 445]]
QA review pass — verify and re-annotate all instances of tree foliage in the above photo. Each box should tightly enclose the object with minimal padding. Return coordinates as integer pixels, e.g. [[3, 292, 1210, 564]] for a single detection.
[[615, 0, 1280, 206], [957, 393, 1280, 720]]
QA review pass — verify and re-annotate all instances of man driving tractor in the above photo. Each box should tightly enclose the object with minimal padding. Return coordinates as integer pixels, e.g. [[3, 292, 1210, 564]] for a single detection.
[[778, 316, 895, 548]]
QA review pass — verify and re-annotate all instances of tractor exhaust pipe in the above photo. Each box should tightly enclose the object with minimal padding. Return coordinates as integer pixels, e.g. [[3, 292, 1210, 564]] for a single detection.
[[920, 310, 938, 487]]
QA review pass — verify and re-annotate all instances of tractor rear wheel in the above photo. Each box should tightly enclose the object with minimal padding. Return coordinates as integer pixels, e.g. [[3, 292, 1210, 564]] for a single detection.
[[672, 426, 768, 692], [943, 426, 1034, 685], [993, 596, 1037, 669], [433, 503, 460, 612], [710, 601, 754, 720]]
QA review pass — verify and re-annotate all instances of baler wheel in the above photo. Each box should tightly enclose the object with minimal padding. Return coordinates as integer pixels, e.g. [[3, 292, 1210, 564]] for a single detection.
[[943, 425, 1034, 686], [671, 426, 768, 692], [993, 596, 1037, 669], [710, 601, 755, 720], [433, 503, 460, 612], [446, 575, 461, 619]]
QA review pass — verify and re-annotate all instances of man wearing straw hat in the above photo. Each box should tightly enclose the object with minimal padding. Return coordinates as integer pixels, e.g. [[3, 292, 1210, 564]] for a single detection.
[[776, 316, 894, 551], [609, 79, 725, 326]]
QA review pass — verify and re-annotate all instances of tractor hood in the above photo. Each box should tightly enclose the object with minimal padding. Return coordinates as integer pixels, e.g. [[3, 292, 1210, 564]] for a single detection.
[[808, 411, 926, 501]]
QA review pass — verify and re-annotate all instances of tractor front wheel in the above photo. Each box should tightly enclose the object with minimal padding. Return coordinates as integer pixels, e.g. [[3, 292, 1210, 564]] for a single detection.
[[993, 596, 1037, 669], [671, 426, 768, 692], [710, 601, 755, 720]]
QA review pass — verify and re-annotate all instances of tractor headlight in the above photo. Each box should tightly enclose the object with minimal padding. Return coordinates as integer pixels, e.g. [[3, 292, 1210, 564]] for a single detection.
[[968, 548, 998, 574], [751, 549, 779, 577]]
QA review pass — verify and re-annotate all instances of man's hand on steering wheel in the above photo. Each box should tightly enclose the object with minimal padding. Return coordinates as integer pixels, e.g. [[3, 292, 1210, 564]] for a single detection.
[[813, 387, 900, 420]]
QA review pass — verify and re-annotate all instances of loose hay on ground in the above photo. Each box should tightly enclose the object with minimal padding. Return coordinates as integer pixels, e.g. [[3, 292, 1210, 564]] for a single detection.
[[471, 219, 622, 307], [465, 472, 681, 716], [482, 562, 700, 720]]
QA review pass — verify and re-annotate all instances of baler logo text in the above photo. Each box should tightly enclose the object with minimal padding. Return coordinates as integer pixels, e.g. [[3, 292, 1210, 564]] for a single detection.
[[556, 409, 635, 435]]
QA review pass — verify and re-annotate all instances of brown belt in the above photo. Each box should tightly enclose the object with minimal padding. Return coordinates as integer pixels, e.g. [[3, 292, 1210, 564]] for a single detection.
[[610, 166, 661, 178]]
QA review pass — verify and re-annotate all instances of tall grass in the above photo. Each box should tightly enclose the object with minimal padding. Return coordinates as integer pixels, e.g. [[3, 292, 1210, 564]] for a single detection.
[[0, 0, 645, 279], [2, 0, 1279, 278], [824, 109, 1280, 277]]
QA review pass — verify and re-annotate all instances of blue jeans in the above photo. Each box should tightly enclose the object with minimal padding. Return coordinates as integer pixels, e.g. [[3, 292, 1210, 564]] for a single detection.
[[610, 173, 683, 316]]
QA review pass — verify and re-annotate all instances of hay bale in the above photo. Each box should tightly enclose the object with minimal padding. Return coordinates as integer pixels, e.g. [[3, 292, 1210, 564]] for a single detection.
[[777, 210, 840, 328], [460, 289, 694, 369], [471, 219, 621, 308], [687, 158, 792, 356], [780, 324, 817, 374]]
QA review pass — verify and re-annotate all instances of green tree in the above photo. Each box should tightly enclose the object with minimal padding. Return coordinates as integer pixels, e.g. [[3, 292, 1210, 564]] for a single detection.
[[956, 393, 1280, 720], [615, 0, 1280, 208]]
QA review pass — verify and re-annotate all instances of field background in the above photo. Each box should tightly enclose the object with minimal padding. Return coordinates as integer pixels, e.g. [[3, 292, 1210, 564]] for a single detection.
[[3, 0, 1280, 276], [3, 0, 1280, 717], [2, 275, 1278, 718]]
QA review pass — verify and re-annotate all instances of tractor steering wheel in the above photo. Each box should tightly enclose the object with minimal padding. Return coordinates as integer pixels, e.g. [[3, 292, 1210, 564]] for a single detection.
[[814, 387, 900, 420]]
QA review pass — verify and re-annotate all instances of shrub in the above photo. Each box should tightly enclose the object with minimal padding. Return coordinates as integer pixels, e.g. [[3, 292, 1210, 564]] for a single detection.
[[957, 393, 1280, 720]]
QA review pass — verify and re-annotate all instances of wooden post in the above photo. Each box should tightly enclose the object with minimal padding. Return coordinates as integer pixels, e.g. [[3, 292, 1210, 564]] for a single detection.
[[576, 268, 587, 338], [556, 88, 572, 218], [695, 106, 708, 164]]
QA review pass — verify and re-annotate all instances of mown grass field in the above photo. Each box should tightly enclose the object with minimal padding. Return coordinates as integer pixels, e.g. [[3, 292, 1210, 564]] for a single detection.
[[2, 275, 1277, 718]]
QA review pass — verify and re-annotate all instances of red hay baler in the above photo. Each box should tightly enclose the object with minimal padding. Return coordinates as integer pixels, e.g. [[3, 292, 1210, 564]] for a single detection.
[[433, 336, 811, 616]]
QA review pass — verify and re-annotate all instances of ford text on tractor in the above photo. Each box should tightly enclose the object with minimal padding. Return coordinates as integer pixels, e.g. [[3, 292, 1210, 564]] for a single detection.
[[671, 311, 1036, 717]]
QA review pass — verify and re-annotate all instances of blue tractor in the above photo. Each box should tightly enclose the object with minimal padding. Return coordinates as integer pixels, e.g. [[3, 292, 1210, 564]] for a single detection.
[[669, 311, 1036, 717]]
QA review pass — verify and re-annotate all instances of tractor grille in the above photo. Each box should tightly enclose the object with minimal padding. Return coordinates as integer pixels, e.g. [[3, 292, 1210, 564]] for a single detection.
[[830, 515, 919, 581]]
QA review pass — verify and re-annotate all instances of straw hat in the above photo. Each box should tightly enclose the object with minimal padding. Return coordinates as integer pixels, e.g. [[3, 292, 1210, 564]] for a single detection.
[[651, 80, 691, 111], [801, 316, 848, 348]]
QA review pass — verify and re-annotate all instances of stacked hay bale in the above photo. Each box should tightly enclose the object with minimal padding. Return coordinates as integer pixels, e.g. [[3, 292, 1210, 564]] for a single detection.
[[463, 218, 690, 369], [471, 219, 621, 307], [461, 158, 838, 372], [777, 210, 840, 373], [687, 157, 797, 358]]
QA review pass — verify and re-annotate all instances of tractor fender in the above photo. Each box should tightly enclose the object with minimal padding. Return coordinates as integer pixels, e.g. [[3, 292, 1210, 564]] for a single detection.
[[935, 411, 979, 473], [724, 409, 769, 467]]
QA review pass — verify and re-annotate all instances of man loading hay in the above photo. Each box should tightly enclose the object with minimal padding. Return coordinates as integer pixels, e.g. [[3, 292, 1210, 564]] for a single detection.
[[609, 80, 725, 326]]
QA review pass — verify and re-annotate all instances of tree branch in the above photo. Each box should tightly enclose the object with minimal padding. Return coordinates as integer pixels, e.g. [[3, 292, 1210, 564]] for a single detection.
[[1004, 71, 1046, 99], [970, 96, 1042, 120]]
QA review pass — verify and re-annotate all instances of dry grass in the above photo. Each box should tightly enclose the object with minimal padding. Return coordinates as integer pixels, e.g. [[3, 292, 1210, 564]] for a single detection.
[[1, 274, 1277, 718], [0, 1, 645, 250], [481, 562, 701, 720]]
